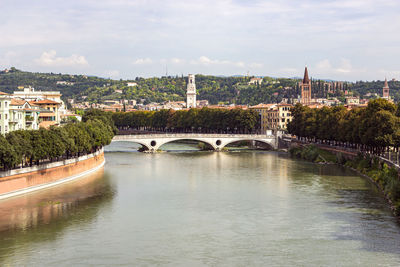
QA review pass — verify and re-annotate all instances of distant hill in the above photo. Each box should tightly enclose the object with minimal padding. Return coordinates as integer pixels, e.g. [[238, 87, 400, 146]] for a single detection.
[[1, 68, 399, 105]]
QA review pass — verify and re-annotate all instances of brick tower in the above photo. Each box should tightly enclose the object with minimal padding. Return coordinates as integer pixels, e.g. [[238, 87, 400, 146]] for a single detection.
[[300, 67, 312, 105], [382, 78, 390, 100]]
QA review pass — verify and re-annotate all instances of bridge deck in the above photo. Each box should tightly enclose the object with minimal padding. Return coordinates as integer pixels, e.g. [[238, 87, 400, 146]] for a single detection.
[[113, 134, 275, 140]]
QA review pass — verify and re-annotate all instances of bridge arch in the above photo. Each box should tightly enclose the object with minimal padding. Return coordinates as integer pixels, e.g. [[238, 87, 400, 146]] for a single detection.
[[156, 138, 216, 151], [220, 139, 275, 150], [112, 140, 151, 151]]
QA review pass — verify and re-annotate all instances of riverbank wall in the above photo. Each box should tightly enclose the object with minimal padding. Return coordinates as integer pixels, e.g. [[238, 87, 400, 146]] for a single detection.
[[0, 149, 105, 200]]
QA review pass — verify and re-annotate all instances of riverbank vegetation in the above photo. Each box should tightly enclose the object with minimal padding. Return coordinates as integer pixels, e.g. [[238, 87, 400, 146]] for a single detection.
[[112, 108, 260, 133], [290, 144, 400, 214], [0, 119, 114, 171], [288, 99, 400, 154]]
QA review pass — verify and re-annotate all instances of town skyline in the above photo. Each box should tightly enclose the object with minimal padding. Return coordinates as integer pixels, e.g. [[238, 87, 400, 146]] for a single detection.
[[1, 0, 400, 81]]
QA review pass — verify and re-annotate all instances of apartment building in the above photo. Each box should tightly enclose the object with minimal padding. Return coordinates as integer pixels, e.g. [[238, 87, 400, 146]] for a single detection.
[[0, 92, 40, 135]]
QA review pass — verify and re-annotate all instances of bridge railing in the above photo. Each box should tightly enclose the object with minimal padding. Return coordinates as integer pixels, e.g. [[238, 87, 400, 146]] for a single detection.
[[113, 133, 276, 140]]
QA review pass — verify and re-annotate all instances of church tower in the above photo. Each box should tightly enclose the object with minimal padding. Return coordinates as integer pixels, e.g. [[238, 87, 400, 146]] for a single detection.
[[382, 78, 390, 100], [300, 67, 312, 105], [186, 74, 196, 108]]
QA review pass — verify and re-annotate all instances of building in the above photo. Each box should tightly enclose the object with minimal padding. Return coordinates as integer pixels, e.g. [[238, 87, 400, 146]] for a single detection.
[[266, 104, 293, 131], [249, 103, 277, 133], [383, 78, 390, 100], [13, 86, 67, 117], [0, 92, 40, 134], [10, 99, 40, 131], [0, 92, 11, 134], [248, 77, 263, 85], [127, 82, 138, 87], [30, 99, 62, 127], [56, 81, 75, 86], [13, 86, 62, 103], [186, 74, 196, 108], [196, 100, 209, 108], [300, 67, 312, 105], [345, 96, 360, 105]]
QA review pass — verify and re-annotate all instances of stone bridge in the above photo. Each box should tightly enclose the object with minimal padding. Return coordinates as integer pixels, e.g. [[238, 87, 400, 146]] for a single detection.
[[112, 133, 278, 152]]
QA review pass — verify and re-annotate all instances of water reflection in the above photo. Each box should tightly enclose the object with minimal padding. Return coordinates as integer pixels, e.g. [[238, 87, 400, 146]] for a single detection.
[[0, 167, 115, 264], [1, 146, 400, 265]]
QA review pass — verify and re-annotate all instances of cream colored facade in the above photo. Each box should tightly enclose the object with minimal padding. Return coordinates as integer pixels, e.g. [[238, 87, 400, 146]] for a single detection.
[[0, 93, 11, 134], [186, 74, 196, 108], [249, 103, 277, 133], [0, 93, 40, 135], [13, 86, 67, 117], [266, 104, 293, 131]]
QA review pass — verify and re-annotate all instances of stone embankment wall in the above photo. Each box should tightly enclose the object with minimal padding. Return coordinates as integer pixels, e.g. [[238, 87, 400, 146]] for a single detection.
[[0, 149, 105, 199], [290, 140, 358, 159]]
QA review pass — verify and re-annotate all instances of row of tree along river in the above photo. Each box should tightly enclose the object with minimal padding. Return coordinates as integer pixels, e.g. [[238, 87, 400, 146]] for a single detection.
[[0, 111, 115, 171], [111, 107, 260, 133]]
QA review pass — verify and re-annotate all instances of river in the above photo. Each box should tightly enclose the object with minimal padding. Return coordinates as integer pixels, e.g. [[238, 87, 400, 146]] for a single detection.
[[0, 142, 400, 266]]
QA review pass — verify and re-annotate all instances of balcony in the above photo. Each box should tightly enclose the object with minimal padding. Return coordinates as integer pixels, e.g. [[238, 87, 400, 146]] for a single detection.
[[8, 117, 18, 123]]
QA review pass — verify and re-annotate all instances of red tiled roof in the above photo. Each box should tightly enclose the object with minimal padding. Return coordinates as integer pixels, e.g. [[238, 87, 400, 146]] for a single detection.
[[33, 99, 60, 105], [10, 99, 26, 106], [39, 112, 56, 117]]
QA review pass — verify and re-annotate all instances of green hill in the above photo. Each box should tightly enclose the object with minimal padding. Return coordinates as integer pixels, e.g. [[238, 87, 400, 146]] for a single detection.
[[1, 68, 399, 105]]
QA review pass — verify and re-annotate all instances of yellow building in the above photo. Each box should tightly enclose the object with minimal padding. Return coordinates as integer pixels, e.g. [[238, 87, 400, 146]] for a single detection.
[[30, 99, 61, 128], [266, 103, 293, 131], [249, 103, 277, 133]]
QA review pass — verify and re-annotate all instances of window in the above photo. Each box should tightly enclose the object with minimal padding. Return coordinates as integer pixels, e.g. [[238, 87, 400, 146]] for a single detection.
[[0, 102, 1, 108], [5, 102, 7, 108], [5, 114, 7, 120], [5, 125, 8, 132]]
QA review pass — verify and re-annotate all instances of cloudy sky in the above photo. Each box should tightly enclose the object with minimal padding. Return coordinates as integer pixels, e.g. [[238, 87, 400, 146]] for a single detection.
[[1, 0, 400, 81]]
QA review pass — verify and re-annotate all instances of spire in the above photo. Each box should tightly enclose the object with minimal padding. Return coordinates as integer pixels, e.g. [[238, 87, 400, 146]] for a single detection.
[[384, 77, 389, 88], [303, 66, 310, 83]]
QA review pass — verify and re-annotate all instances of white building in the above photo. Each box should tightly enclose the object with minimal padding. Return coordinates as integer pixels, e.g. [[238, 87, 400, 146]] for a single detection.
[[186, 74, 196, 108], [13, 86, 67, 117], [0, 92, 40, 135]]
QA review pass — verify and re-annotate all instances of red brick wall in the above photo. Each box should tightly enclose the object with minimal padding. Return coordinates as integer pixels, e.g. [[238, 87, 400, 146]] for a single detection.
[[0, 152, 104, 195]]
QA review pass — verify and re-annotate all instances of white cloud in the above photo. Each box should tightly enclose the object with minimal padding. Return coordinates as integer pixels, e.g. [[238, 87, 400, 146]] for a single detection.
[[35, 50, 88, 67], [190, 56, 247, 68], [170, 58, 185, 64], [249, 62, 263, 68], [133, 58, 153, 65], [314, 58, 357, 75]]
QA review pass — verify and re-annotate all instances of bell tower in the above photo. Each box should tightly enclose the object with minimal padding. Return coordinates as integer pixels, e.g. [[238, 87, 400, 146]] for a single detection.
[[186, 74, 196, 108], [300, 67, 312, 105], [383, 78, 390, 100]]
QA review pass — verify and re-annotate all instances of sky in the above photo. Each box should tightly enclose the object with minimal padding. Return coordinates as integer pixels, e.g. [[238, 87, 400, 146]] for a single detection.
[[1, 0, 400, 81]]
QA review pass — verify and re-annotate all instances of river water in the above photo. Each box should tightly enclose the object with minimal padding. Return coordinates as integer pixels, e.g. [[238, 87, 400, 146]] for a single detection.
[[1, 142, 400, 266]]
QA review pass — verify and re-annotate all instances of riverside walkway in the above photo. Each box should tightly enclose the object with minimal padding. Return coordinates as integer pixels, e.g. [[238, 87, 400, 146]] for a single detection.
[[112, 133, 278, 152]]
